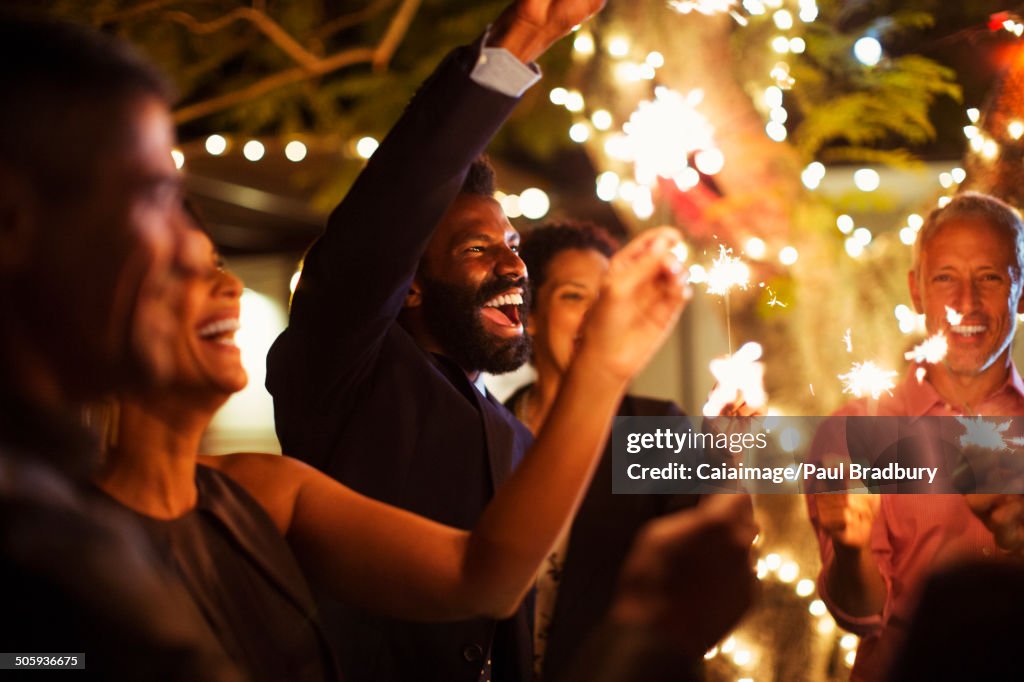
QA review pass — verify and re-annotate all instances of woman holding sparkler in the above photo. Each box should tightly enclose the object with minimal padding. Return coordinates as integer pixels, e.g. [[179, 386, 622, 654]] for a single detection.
[[505, 220, 704, 681], [92, 217, 755, 680]]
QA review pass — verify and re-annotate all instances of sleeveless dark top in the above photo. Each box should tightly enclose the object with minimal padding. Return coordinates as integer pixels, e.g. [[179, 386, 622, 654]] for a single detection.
[[105, 465, 339, 682]]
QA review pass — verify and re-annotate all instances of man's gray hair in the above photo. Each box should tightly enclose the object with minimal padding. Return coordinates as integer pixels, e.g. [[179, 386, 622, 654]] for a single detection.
[[912, 191, 1024, 278]]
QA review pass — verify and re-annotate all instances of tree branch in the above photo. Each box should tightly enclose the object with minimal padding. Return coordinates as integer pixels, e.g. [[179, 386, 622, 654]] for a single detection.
[[173, 47, 375, 123], [312, 0, 396, 40], [162, 7, 321, 71], [94, 0, 181, 24], [373, 0, 421, 70], [172, 0, 422, 124]]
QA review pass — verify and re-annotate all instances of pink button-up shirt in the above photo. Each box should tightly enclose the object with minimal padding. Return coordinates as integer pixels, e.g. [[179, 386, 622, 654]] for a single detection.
[[806, 364, 1024, 681]]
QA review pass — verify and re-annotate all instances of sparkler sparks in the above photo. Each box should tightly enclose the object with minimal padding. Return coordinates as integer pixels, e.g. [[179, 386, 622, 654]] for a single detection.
[[703, 342, 767, 416], [667, 0, 747, 24], [843, 329, 852, 353], [915, 367, 927, 384], [838, 361, 898, 400], [904, 332, 948, 364], [766, 286, 787, 308], [706, 245, 750, 296], [671, 243, 688, 263], [618, 87, 719, 188], [668, 0, 737, 14], [957, 417, 1011, 450], [946, 306, 963, 325]]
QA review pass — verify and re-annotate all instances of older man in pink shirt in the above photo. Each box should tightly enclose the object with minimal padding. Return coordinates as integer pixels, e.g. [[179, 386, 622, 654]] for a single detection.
[[806, 191, 1024, 681]]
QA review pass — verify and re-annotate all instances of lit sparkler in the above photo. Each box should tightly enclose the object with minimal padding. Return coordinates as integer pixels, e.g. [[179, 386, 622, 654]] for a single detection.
[[915, 367, 927, 384], [946, 306, 963, 325], [705, 245, 750, 354], [703, 341, 767, 416], [706, 245, 750, 296], [668, 0, 747, 24], [957, 417, 1011, 450], [843, 329, 852, 353], [618, 87, 718, 188], [838, 361, 898, 400], [904, 332, 948, 365]]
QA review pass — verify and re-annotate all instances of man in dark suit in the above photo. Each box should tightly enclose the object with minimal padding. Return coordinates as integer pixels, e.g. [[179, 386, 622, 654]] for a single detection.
[[265, 2, 605, 680], [506, 221, 699, 680]]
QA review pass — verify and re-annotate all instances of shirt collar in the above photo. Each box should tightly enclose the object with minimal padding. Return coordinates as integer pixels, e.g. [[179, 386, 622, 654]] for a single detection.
[[900, 362, 1024, 417]]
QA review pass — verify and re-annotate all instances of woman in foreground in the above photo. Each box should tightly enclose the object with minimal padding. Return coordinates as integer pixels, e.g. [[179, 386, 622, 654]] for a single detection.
[[93, 219, 693, 679]]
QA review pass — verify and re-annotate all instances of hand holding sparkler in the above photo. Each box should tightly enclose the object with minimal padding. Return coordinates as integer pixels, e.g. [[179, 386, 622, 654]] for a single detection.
[[952, 417, 1024, 495], [815, 492, 879, 549], [576, 227, 690, 383], [703, 341, 767, 417], [964, 494, 1024, 555]]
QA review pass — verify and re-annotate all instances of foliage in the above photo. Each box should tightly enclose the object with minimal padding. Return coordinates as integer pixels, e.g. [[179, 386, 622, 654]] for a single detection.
[[788, 7, 961, 166]]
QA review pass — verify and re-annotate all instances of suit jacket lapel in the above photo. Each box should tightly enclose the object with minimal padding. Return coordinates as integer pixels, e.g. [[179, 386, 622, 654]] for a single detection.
[[477, 390, 520, 490]]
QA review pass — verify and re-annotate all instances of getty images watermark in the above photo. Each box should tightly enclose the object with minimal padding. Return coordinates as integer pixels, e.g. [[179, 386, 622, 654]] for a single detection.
[[611, 416, 1024, 494]]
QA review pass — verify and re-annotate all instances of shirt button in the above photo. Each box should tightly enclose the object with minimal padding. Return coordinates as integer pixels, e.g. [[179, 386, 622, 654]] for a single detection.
[[463, 644, 483, 662]]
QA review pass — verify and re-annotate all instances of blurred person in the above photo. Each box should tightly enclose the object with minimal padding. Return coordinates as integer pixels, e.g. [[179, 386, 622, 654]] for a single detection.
[[807, 191, 1024, 680], [504, 220, 697, 680], [0, 12, 237, 679], [886, 559, 1024, 682], [265, 1, 610, 679]]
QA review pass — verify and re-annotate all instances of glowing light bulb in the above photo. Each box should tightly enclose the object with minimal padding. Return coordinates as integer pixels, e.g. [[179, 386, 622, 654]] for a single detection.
[[569, 123, 591, 143], [519, 187, 550, 219], [854, 36, 882, 66], [607, 36, 630, 57], [766, 121, 787, 141], [564, 90, 585, 112], [205, 134, 227, 156], [284, 140, 307, 162], [595, 171, 620, 202], [853, 168, 880, 192], [745, 237, 766, 259], [591, 110, 613, 130], [773, 9, 793, 29], [694, 148, 725, 175], [573, 32, 595, 55], [243, 140, 265, 162], [355, 136, 379, 159], [646, 51, 665, 68]]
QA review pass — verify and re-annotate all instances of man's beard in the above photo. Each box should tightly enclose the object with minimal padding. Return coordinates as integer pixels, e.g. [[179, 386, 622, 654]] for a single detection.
[[419, 273, 531, 375]]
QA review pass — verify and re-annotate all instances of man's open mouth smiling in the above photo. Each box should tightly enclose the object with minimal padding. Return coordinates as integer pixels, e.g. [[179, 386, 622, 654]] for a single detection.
[[480, 289, 524, 331]]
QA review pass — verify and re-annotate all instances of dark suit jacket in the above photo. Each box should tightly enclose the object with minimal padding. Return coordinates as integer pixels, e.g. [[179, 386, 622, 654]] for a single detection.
[[505, 389, 699, 682], [265, 45, 533, 682]]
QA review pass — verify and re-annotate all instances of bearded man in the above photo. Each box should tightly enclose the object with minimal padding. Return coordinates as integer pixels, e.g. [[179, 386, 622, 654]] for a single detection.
[[265, 2, 605, 680]]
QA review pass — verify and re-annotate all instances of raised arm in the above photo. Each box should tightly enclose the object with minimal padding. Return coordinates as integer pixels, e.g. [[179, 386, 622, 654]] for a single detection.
[[269, 0, 604, 397], [214, 227, 687, 621]]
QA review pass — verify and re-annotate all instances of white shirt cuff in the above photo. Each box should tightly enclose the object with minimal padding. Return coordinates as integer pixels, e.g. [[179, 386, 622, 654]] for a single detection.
[[470, 30, 541, 97]]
